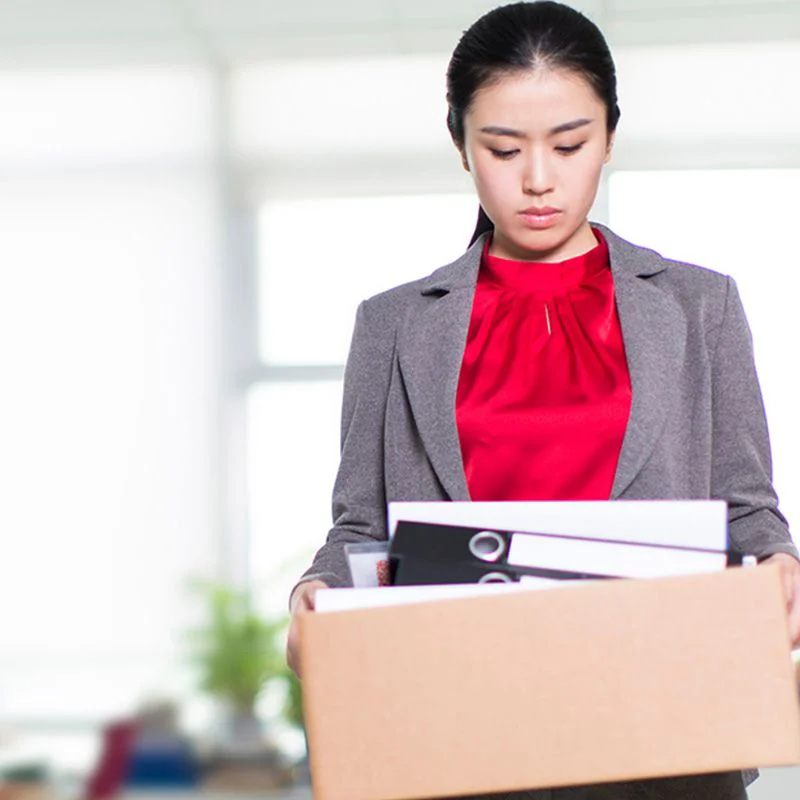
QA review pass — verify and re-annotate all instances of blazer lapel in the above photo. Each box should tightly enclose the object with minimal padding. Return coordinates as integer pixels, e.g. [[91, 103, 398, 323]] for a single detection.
[[397, 241, 485, 501], [600, 226, 688, 498], [396, 226, 687, 502]]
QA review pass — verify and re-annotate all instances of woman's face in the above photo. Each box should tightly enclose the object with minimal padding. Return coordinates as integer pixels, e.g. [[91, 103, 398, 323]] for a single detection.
[[461, 67, 614, 262]]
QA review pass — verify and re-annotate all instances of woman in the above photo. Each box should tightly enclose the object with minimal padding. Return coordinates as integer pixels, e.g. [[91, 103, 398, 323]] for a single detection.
[[287, 2, 800, 797]]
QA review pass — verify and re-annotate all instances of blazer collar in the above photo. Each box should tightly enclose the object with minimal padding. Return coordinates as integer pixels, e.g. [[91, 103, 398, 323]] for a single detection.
[[401, 223, 686, 501], [418, 236, 484, 295], [418, 222, 668, 295]]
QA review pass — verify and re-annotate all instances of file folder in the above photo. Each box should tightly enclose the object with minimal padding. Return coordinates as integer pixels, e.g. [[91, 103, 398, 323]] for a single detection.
[[387, 500, 728, 551]]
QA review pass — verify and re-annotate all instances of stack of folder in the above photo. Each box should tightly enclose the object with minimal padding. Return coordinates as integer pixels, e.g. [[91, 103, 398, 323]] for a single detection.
[[329, 500, 742, 612], [389, 518, 739, 586]]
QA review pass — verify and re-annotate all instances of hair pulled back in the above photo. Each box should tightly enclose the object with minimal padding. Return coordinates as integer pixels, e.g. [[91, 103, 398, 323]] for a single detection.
[[446, 1, 621, 246]]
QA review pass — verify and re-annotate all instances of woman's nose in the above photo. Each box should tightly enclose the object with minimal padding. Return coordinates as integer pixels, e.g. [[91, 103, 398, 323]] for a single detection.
[[523, 149, 555, 195]]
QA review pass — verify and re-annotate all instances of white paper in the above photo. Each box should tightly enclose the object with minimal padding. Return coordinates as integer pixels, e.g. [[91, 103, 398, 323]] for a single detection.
[[387, 500, 727, 551], [314, 580, 569, 613]]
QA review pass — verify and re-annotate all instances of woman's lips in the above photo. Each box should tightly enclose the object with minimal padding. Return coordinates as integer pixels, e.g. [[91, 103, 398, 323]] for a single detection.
[[518, 207, 561, 229]]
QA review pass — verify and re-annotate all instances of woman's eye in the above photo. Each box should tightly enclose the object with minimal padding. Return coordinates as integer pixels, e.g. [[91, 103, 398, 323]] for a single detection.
[[490, 148, 519, 160], [555, 143, 585, 154]]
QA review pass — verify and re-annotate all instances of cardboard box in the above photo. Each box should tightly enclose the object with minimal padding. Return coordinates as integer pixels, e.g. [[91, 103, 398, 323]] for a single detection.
[[300, 566, 800, 800]]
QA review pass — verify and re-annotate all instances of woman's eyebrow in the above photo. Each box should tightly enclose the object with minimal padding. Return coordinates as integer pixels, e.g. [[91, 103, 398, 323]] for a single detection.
[[478, 118, 595, 137], [478, 125, 525, 137], [549, 118, 593, 134]]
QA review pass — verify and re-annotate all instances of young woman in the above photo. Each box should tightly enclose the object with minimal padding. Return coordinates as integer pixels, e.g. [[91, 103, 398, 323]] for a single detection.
[[286, 2, 800, 797]]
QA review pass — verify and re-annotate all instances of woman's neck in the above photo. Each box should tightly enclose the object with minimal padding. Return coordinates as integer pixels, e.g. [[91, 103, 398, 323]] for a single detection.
[[489, 221, 598, 263]]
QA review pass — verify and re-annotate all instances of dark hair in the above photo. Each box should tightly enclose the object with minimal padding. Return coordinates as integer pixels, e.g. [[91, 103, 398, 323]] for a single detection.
[[446, 1, 621, 246]]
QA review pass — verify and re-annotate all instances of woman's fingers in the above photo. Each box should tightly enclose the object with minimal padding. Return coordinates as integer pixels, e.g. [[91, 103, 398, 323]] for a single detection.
[[761, 553, 800, 648], [286, 581, 328, 678]]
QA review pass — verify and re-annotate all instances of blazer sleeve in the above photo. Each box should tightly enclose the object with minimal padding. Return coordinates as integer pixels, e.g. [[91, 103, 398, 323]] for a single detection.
[[711, 276, 798, 560], [294, 298, 396, 589]]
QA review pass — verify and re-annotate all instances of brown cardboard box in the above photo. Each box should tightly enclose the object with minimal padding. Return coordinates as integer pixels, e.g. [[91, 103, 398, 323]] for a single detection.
[[300, 566, 800, 800]]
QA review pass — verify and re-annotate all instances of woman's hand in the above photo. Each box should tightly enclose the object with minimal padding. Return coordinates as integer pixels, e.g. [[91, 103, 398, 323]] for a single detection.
[[286, 580, 329, 679], [761, 553, 800, 648]]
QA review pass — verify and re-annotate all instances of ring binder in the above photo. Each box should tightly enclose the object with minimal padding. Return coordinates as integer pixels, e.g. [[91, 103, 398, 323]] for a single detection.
[[388, 519, 738, 586], [477, 571, 515, 584], [468, 530, 506, 562]]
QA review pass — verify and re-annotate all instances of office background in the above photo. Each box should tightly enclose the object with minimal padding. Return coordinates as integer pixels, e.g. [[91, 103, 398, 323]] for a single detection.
[[1, 0, 799, 797]]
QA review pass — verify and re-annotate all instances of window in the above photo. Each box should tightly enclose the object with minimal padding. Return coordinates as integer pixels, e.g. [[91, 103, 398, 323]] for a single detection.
[[257, 193, 477, 364], [250, 193, 476, 609], [0, 68, 218, 747]]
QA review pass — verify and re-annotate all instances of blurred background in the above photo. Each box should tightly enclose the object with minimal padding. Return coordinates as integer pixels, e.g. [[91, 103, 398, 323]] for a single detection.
[[1, 0, 799, 798]]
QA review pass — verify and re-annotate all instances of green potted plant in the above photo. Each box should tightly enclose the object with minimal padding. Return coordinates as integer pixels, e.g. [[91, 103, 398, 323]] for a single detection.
[[187, 580, 289, 755]]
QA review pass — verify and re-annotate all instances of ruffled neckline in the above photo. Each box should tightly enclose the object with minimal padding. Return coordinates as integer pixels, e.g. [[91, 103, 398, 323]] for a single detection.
[[480, 229, 609, 294]]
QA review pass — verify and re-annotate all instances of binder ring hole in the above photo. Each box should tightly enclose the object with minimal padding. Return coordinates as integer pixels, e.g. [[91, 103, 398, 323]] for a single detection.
[[478, 572, 514, 584], [469, 531, 506, 563]]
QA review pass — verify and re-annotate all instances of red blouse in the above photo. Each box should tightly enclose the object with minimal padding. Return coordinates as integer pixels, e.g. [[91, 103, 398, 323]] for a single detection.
[[456, 231, 632, 501]]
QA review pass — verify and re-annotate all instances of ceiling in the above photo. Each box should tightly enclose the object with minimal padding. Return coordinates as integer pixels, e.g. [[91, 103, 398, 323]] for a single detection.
[[1, 0, 799, 66]]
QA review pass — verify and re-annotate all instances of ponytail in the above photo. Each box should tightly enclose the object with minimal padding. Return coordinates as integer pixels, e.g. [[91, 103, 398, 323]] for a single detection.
[[468, 205, 494, 248]]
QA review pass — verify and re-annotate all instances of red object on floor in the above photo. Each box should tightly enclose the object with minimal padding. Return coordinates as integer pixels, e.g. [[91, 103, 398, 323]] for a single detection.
[[83, 720, 138, 800]]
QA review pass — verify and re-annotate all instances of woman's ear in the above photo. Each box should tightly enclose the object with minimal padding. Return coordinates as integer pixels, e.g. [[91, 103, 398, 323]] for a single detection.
[[604, 131, 616, 165], [459, 147, 471, 173]]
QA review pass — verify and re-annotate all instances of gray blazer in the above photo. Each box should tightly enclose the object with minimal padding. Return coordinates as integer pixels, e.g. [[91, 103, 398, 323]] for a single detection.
[[301, 223, 797, 588]]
